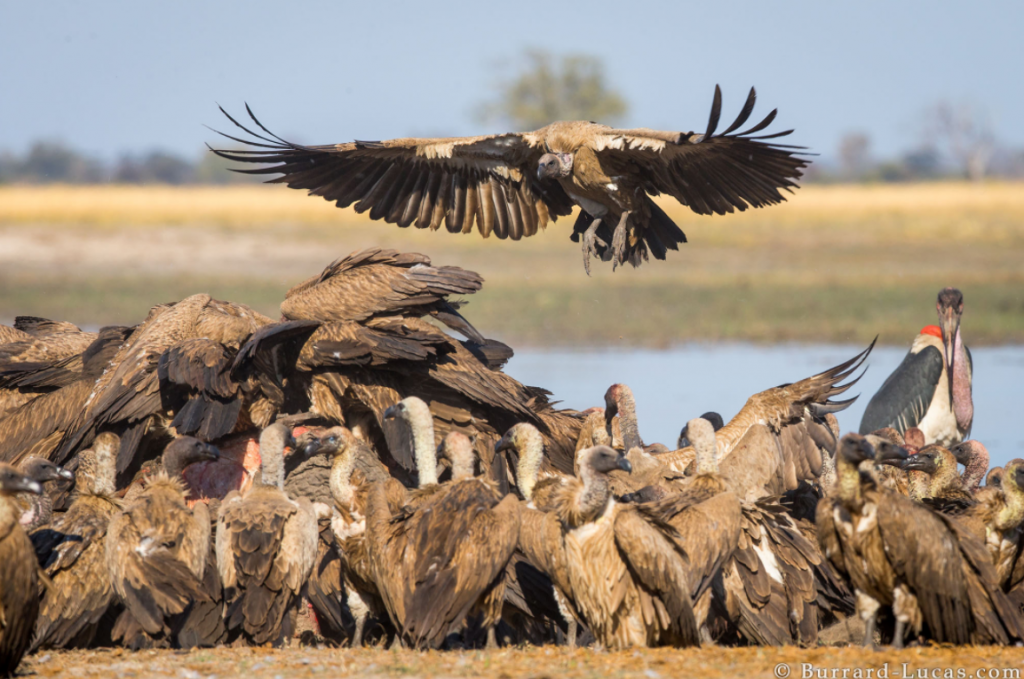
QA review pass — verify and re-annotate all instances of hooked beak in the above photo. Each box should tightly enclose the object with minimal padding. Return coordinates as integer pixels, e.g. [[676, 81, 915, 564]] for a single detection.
[[938, 303, 961, 411], [495, 432, 515, 454], [383, 404, 399, 421], [5, 474, 43, 496], [875, 442, 909, 467], [617, 456, 633, 473], [57, 465, 75, 481], [900, 454, 935, 474], [200, 442, 221, 463], [294, 433, 321, 457]]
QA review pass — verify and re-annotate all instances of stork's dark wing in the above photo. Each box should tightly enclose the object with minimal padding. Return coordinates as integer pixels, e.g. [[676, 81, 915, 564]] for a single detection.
[[211, 107, 575, 241], [859, 346, 942, 435], [593, 86, 808, 216]]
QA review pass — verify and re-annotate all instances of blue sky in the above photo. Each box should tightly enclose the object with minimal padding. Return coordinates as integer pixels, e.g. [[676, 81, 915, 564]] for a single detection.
[[2, 0, 1021, 163]]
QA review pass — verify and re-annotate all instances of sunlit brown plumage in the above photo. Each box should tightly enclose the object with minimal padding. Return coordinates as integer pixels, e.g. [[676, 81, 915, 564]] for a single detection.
[[105, 437, 220, 648], [30, 432, 122, 650], [365, 398, 520, 649], [0, 464, 42, 677], [214, 87, 807, 273], [216, 423, 319, 646], [817, 434, 1020, 647], [58, 296, 273, 477]]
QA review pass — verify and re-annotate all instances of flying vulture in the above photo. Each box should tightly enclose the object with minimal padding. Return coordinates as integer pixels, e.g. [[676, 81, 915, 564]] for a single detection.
[[212, 87, 808, 274]]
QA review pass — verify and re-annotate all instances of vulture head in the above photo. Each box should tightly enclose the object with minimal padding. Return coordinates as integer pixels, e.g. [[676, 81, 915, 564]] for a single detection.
[[839, 432, 907, 467], [678, 412, 725, 449], [986, 466, 1005, 489], [1005, 459, 1024, 495], [583, 445, 633, 475], [901, 444, 961, 479], [162, 437, 221, 479], [21, 457, 74, 484], [950, 440, 989, 491], [536, 152, 574, 181], [314, 426, 351, 458], [0, 463, 42, 497]]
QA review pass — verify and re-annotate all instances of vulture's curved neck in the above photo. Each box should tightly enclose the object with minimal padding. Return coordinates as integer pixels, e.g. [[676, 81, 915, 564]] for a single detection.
[[516, 432, 544, 502], [330, 449, 356, 508]]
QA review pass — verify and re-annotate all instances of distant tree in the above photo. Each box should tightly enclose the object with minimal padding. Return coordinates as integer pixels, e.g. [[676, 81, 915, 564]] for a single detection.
[[838, 132, 871, 179], [477, 50, 628, 130], [113, 151, 193, 184], [15, 141, 105, 183], [926, 101, 994, 181]]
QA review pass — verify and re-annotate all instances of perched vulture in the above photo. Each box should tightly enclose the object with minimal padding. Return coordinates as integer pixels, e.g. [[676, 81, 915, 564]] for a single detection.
[[105, 437, 220, 648], [0, 464, 42, 677], [213, 86, 807, 273], [216, 423, 319, 646], [31, 433, 123, 651], [364, 397, 520, 649], [817, 434, 1021, 648]]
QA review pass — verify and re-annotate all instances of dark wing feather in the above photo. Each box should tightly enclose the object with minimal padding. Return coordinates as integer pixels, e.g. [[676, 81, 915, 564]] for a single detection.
[[859, 345, 943, 435], [211, 107, 574, 239]]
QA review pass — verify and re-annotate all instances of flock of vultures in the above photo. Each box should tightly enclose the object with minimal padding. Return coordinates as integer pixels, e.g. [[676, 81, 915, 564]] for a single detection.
[[0, 87, 1014, 675]]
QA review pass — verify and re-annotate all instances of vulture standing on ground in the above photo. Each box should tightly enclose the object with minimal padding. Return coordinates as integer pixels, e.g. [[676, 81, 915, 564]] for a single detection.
[[0, 464, 42, 677], [817, 434, 1020, 648], [860, 288, 973, 446], [105, 437, 221, 648], [364, 397, 520, 649], [31, 432, 123, 651], [213, 86, 807, 274], [518, 445, 710, 649], [216, 423, 319, 646]]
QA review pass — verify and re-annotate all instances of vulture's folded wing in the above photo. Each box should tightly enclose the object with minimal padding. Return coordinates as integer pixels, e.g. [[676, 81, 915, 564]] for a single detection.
[[212, 106, 575, 241]]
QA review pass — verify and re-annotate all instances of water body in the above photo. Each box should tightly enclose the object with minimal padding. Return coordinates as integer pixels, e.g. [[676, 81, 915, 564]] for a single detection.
[[506, 344, 1024, 468]]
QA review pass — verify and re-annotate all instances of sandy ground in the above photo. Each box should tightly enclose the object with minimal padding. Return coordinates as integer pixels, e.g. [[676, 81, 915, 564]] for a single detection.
[[21, 646, 1024, 679]]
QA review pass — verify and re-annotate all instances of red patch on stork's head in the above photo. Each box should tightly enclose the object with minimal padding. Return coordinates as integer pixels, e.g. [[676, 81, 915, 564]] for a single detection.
[[920, 325, 942, 339]]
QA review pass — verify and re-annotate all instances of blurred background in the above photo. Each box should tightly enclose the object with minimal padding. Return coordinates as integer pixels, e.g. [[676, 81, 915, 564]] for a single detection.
[[2, 1, 1022, 457]]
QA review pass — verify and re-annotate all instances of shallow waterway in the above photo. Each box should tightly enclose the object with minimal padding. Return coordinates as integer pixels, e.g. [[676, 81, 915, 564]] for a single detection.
[[506, 344, 1024, 467]]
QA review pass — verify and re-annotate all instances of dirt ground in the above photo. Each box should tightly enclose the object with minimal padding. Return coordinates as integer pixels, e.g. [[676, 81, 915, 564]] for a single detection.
[[20, 646, 1024, 679]]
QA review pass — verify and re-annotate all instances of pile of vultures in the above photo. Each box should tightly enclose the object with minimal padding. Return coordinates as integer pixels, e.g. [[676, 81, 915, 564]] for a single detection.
[[0, 246, 1013, 675]]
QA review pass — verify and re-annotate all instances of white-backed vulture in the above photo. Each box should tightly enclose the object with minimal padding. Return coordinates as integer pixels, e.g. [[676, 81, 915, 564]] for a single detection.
[[57, 295, 274, 480], [232, 248, 583, 478], [214, 87, 807, 273], [902, 444, 976, 509], [499, 422, 585, 646], [15, 457, 72, 531], [817, 434, 1020, 647], [30, 432, 123, 650], [0, 464, 42, 677], [364, 397, 520, 649], [966, 459, 1024, 605], [105, 436, 220, 648], [216, 423, 319, 646], [518, 445, 712, 649]]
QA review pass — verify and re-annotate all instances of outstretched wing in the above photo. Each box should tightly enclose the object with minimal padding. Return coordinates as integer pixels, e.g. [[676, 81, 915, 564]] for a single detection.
[[593, 86, 809, 216], [212, 107, 575, 240], [859, 345, 943, 436]]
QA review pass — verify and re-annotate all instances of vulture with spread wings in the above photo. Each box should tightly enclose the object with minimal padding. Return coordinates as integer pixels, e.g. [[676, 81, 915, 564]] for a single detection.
[[212, 86, 808, 274]]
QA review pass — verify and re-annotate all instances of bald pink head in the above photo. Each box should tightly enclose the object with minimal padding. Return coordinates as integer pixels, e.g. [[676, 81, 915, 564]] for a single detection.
[[951, 439, 989, 492]]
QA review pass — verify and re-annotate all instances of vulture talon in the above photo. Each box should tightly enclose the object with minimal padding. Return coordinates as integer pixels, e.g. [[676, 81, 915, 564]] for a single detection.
[[580, 217, 606, 276], [610, 211, 631, 271]]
